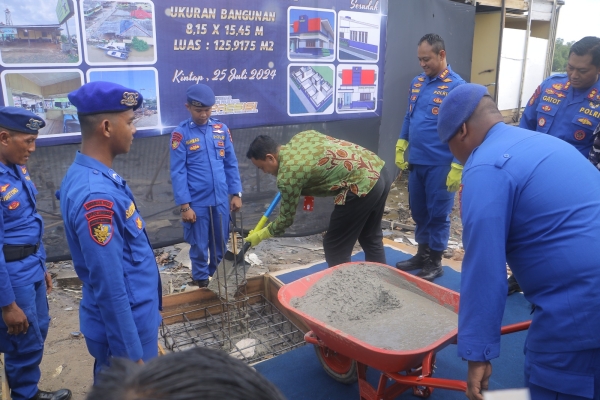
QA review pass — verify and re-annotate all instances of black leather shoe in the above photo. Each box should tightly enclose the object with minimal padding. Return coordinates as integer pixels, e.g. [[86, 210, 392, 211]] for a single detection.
[[192, 279, 209, 288], [31, 389, 72, 400], [416, 250, 444, 281], [507, 275, 521, 295], [396, 243, 430, 271]]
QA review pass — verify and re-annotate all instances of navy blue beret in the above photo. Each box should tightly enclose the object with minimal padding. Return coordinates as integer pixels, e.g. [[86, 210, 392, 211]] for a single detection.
[[68, 81, 143, 116], [0, 106, 45, 134], [438, 83, 489, 143], [186, 84, 215, 107]]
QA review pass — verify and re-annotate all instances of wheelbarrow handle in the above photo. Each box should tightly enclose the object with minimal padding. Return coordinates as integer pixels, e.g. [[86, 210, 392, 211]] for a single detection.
[[500, 320, 531, 335], [304, 331, 324, 347]]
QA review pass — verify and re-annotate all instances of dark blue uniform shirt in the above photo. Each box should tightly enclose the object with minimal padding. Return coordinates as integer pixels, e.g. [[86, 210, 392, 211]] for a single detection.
[[0, 163, 45, 307], [170, 118, 242, 206], [58, 152, 161, 361], [520, 74, 600, 158], [399, 66, 465, 165], [459, 123, 600, 362]]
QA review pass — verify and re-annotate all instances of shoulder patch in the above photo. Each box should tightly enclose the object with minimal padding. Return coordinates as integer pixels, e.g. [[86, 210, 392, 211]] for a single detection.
[[135, 216, 143, 229], [20, 166, 27, 175], [85, 209, 114, 246], [227, 128, 233, 143], [84, 199, 114, 210], [171, 132, 183, 150]]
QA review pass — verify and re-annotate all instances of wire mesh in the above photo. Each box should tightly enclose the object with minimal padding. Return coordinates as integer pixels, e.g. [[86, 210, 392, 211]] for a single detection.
[[160, 294, 306, 364]]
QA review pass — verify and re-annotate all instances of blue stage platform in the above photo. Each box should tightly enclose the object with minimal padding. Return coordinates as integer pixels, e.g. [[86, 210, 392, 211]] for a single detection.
[[255, 245, 531, 399]]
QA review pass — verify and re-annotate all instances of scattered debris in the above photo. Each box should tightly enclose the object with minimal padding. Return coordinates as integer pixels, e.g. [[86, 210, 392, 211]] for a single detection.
[[52, 365, 63, 378], [393, 238, 403, 243], [63, 307, 73, 311], [230, 338, 256, 360], [70, 331, 82, 338]]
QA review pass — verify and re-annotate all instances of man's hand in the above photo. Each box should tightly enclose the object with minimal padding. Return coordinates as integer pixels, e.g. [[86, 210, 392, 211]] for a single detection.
[[230, 196, 242, 212], [45, 271, 53, 295], [446, 162, 463, 192], [395, 139, 409, 170], [1, 302, 29, 335], [180, 205, 196, 223], [246, 226, 272, 247], [466, 361, 492, 400], [136, 359, 144, 365]]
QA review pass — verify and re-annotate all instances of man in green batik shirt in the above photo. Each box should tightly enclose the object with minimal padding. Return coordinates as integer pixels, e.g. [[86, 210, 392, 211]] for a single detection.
[[245, 131, 391, 267]]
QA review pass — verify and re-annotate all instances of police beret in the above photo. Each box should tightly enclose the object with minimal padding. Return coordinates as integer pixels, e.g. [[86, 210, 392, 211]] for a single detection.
[[0, 106, 46, 134], [438, 83, 489, 143], [186, 84, 215, 107], [68, 81, 143, 116]]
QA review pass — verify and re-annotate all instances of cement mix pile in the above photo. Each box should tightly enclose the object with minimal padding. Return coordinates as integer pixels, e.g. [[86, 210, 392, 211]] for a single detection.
[[291, 264, 458, 351]]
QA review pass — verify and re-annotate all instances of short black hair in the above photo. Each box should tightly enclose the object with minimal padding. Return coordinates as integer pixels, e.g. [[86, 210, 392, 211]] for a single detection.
[[86, 347, 287, 400], [418, 33, 445, 54], [246, 135, 280, 160], [78, 113, 116, 137], [569, 36, 600, 67]]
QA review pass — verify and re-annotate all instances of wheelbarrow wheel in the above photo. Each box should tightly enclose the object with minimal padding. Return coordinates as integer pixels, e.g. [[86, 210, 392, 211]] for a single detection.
[[313, 344, 358, 384]]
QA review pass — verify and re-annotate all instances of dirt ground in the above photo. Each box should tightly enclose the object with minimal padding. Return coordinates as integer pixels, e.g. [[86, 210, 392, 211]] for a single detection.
[[0, 41, 79, 64], [0, 173, 464, 399]]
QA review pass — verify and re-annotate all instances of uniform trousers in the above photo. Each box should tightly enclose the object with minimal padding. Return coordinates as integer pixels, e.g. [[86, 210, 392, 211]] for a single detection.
[[408, 164, 454, 252], [323, 167, 390, 268], [0, 280, 49, 400], [85, 337, 158, 383], [525, 347, 600, 399], [183, 202, 229, 281]]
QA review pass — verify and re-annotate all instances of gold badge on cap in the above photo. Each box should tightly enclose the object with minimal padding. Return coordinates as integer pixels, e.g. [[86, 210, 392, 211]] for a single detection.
[[121, 92, 139, 107], [26, 118, 43, 131]]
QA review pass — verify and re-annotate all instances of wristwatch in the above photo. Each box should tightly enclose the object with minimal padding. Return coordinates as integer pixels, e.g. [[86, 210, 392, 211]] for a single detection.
[[233, 192, 242, 198]]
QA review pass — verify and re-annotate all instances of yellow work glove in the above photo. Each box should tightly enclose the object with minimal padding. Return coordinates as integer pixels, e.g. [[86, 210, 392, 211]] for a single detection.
[[446, 163, 463, 192], [395, 139, 409, 170], [246, 226, 272, 247]]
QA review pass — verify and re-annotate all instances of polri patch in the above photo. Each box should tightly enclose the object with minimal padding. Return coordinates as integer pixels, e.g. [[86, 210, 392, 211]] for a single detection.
[[432, 107, 439, 115], [85, 209, 114, 246], [538, 117, 546, 127], [574, 130, 586, 141], [171, 132, 183, 150], [84, 199, 114, 210], [541, 105, 552, 112], [189, 144, 200, 151], [578, 117, 592, 126]]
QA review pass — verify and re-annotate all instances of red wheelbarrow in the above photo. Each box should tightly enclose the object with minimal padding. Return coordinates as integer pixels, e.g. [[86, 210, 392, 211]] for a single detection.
[[277, 262, 531, 399]]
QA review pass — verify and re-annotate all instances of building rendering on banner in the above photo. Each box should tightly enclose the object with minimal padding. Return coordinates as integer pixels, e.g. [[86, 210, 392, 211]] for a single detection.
[[289, 14, 335, 58], [290, 66, 334, 112], [338, 15, 379, 60], [337, 66, 376, 111]]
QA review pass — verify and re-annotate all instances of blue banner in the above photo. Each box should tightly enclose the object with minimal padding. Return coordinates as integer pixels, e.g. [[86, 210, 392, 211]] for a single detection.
[[0, 0, 387, 145]]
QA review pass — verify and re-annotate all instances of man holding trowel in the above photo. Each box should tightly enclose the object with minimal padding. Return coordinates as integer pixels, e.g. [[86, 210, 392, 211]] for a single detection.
[[170, 84, 243, 288], [245, 131, 390, 268]]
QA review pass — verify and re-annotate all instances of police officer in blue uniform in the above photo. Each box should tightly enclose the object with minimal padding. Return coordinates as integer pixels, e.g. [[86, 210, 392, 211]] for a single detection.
[[58, 82, 162, 380], [170, 84, 242, 288], [0, 108, 71, 400], [439, 83, 600, 400], [394, 33, 465, 281], [521, 36, 600, 158]]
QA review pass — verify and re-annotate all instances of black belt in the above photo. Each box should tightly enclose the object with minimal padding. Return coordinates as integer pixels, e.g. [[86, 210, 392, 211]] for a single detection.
[[3, 243, 40, 262]]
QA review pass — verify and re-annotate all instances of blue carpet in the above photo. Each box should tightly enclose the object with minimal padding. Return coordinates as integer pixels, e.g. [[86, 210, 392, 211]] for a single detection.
[[256, 246, 532, 399]]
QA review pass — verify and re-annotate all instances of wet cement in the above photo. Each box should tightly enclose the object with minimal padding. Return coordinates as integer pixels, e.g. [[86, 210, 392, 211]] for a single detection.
[[290, 264, 458, 351]]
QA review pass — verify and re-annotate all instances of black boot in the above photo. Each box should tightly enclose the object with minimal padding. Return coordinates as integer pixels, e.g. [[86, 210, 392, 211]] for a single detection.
[[396, 243, 430, 271], [417, 249, 444, 281], [507, 274, 521, 295], [31, 389, 72, 400]]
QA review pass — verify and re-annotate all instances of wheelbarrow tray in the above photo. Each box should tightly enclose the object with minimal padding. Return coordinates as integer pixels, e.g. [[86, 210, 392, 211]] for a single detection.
[[278, 262, 460, 373]]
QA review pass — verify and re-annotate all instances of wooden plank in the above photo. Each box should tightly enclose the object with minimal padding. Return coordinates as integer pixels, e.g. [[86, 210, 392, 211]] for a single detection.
[[1, 353, 10, 400], [477, 0, 528, 10], [161, 275, 266, 324]]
